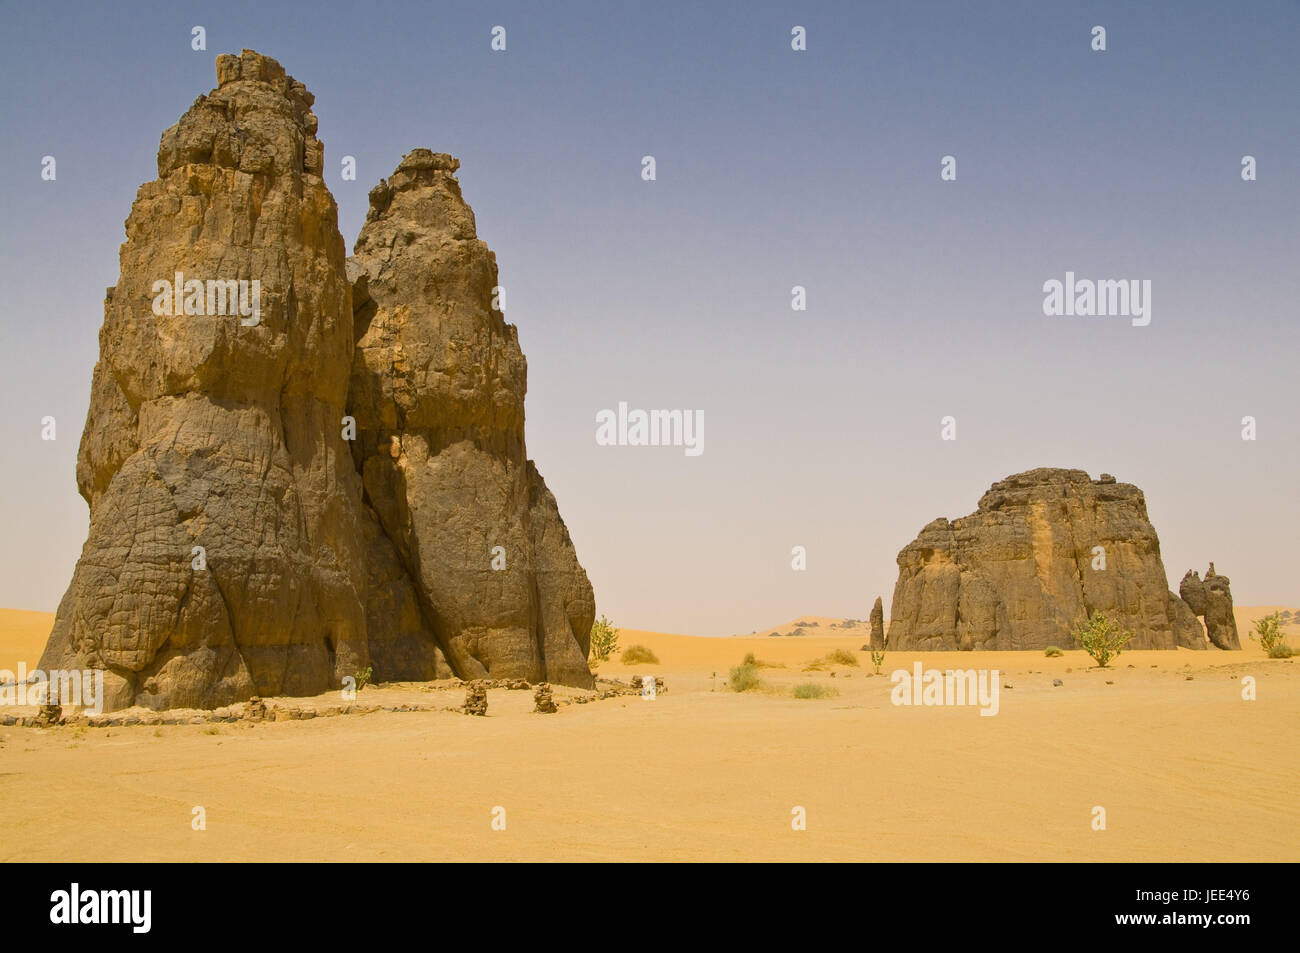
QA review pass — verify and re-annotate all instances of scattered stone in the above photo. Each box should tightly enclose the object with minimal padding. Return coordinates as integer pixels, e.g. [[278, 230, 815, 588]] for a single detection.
[[462, 681, 489, 716], [1052, 679, 1063, 687], [533, 683, 557, 714]]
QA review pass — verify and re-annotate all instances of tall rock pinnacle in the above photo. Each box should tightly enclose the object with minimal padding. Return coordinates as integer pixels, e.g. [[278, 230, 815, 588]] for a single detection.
[[348, 149, 596, 687], [40, 54, 595, 709]]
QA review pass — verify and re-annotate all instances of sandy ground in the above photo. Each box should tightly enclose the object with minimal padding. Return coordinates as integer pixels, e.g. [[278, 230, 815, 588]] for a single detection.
[[2, 607, 1297, 861]]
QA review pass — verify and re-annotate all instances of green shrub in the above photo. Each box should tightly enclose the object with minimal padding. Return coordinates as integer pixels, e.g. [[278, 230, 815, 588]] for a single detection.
[[1073, 611, 1133, 668], [870, 649, 886, 675], [354, 665, 373, 691], [792, 683, 838, 699], [1044, 646, 1064, 658], [1269, 642, 1294, 659], [729, 662, 762, 692], [588, 615, 620, 669], [1250, 613, 1287, 657], [620, 644, 659, 665]]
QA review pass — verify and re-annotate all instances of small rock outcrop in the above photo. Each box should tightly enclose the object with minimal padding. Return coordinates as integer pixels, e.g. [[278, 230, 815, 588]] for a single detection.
[[869, 597, 885, 650], [533, 683, 557, 714], [886, 469, 1236, 651], [462, 681, 489, 716], [39, 52, 596, 710], [1179, 566, 1241, 649]]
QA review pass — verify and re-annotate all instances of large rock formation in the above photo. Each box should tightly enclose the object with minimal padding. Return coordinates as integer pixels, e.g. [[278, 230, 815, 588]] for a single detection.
[[1179, 565, 1241, 649], [886, 469, 1231, 651], [40, 52, 594, 709], [347, 149, 595, 687]]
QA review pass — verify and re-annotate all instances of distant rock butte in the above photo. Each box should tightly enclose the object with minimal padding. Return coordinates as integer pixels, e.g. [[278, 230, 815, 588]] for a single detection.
[[39, 51, 594, 711], [886, 468, 1235, 651]]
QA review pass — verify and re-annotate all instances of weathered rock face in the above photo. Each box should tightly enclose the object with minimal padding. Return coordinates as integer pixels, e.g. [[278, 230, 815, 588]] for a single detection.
[[869, 597, 885, 650], [40, 53, 594, 709], [1168, 591, 1208, 650], [886, 469, 1230, 651], [1179, 566, 1240, 649], [348, 149, 595, 688]]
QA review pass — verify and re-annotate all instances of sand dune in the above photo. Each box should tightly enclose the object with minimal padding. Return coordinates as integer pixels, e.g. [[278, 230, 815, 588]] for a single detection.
[[2, 608, 1298, 861], [0, 609, 57, 673]]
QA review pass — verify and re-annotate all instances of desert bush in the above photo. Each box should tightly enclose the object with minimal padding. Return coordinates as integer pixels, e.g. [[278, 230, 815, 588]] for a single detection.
[[1250, 613, 1289, 658], [588, 615, 620, 668], [792, 683, 838, 699], [1072, 611, 1133, 668], [870, 648, 886, 675], [354, 665, 373, 691], [805, 648, 860, 670], [729, 661, 762, 692], [1044, 646, 1064, 658], [620, 644, 659, 665]]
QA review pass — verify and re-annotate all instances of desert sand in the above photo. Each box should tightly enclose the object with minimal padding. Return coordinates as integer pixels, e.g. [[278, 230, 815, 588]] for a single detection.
[[2, 607, 1297, 862]]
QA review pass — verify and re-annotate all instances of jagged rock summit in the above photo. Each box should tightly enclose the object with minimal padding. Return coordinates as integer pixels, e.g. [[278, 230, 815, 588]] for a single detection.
[[40, 52, 595, 710], [886, 468, 1235, 652]]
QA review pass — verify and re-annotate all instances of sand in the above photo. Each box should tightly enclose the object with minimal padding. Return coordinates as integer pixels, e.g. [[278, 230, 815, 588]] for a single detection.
[[2, 608, 1298, 861]]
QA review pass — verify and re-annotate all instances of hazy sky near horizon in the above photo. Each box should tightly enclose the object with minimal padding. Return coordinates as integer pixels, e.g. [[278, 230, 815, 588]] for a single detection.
[[1, 1, 1297, 635]]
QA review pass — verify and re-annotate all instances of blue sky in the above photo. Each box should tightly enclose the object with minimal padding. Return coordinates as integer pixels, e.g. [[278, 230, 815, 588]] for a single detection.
[[1, 1, 1297, 633]]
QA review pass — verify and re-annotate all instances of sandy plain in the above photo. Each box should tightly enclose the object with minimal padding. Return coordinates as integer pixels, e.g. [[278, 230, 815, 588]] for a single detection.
[[1, 607, 1297, 861]]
